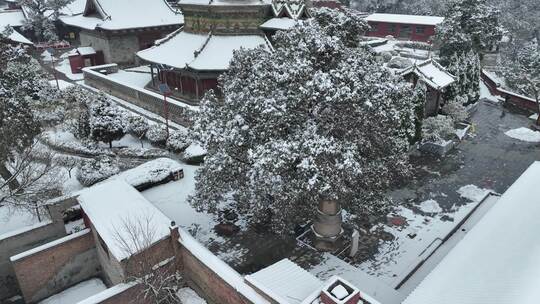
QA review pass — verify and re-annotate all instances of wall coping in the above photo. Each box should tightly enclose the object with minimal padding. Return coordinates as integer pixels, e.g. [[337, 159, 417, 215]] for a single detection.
[[76, 282, 137, 304], [178, 229, 270, 304], [0, 220, 53, 241], [10, 229, 91, 262]]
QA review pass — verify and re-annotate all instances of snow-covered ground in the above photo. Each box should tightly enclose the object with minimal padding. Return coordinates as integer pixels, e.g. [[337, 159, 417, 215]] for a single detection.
[[479, 81, 501, 103], [54, 58, 84, 81], [177, 287, 207, 304], [0, 206, 42, 237], [107, 69, 152, 88], [505, 127, 540, 143], [356, 184, 491, 288], [49, 79, 73, 90], [141, 164, 219, 246], [38, 278, 107, 304]]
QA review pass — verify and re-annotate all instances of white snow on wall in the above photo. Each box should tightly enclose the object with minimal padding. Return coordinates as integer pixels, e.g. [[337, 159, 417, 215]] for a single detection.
[[403, 162, 540, 304], [76, 282, 136, 304], [10, 229, 90, 262]]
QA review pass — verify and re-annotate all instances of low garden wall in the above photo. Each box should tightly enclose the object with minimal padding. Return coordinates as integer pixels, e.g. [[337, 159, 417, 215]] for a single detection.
[[11, 229, 101, 303], [178, 230, 269, 304], [481, 70, 538, 113], [83, 64, 196, 127], [0, 220, 66, 301]]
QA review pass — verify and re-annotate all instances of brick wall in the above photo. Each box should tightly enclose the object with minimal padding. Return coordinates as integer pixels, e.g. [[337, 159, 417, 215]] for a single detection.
[[12, 229, 101, 303], [0, 220, 66, 301], [181, 248, 254, 304]]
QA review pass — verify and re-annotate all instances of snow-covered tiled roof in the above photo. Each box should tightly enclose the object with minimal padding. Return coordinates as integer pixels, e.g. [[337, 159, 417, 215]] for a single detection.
[[401, 59, 455, 90], [403, 161, 540, 304], [77, 46, 96, 56], [60, 0, 183, 31], [0, 10, 25, 27], [0, 10, 32, 44], [260, 17, 299, 30], [366, 13, 444, 26], [178, 0, 271, 6], [137, 31, 269, 71], [78, 180, 172, 261], [245, 259, 323, 304]]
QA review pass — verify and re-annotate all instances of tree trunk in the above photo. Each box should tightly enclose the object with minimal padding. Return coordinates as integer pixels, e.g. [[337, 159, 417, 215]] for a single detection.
[[109, 141, 113, 149], [0, 163, 20, 192]]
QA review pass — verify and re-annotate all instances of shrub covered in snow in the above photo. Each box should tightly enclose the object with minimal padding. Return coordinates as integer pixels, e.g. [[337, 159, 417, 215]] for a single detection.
[[116, 147, 169, 159], [109, 157, 183, 190], [166, 129, 191, 152], [146, 124, 168, 146], [128, 116, 149, 146], [182, 143, 206, 165], [395, 41, 432, 51], [76, 156, 120, 187], [422, 115, 455, 143], [387, 56, 413, 69], [88, 96, 129, 148], [380, 51, 393, 62]]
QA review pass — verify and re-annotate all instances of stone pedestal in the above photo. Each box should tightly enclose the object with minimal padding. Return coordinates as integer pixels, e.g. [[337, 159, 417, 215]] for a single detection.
[[312, 200, 343, 251]]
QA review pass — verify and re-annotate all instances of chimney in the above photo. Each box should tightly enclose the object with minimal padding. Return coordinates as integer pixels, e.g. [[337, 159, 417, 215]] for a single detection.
[[320, 276, 361, 304]]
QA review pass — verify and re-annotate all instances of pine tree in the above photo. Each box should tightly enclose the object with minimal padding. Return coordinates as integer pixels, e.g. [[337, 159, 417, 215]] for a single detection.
[[0, 45, 42, 190], [444, 50, 480, 104], [312, 7, 370, 48], [436, 0, 503, 60], [190, 23, 415, 232], [21, 0, 74, 42], [503, 41, 540, 124]]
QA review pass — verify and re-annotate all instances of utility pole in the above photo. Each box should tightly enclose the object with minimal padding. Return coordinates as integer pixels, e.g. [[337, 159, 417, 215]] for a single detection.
[[47, 48, 60, 90], [159, 82, 172, 139]]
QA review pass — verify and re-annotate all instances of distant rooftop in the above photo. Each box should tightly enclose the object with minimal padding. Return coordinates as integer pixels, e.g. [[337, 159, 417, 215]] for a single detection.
[[137, 31, 269, 71], [401, 59, 456, 90], [60, 0, 183, 31], [78, 180, 172, 261], [365, 13, 444, 26], [403, 161, 540, 304]]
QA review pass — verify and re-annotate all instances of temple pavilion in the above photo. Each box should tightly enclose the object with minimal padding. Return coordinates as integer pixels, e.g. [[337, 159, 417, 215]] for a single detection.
[[136, 0, 311, 104]]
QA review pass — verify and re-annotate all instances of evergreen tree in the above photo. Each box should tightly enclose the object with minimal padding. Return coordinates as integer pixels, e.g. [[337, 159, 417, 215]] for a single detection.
[[0, 45, 43, 190], [444, 50, 481, 104], [411, 82, 427, 142], [503, 41, 540, 124], [190, 23, 415, 232], [21, 0, 73, 42], [312, 7, 369, 48], [436, 0, 503, 60]]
